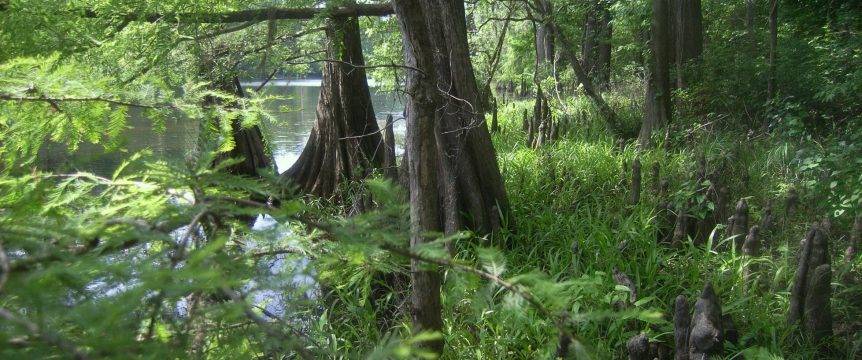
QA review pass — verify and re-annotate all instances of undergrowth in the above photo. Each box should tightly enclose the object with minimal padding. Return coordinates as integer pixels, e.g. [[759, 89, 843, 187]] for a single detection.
[[319, 97, 862, 359]]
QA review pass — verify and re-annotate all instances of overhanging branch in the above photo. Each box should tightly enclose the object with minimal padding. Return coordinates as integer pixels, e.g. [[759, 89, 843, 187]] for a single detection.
[[5, 3, 396, 24]]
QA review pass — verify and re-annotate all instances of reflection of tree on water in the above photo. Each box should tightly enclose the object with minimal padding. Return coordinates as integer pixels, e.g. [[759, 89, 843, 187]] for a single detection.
[[37, 83, 404, 176]]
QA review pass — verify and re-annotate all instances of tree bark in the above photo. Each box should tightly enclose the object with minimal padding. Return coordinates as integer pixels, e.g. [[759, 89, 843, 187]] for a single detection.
[[767, 0, 778, 101], [392, 0, 511, 354], [639, 0, 673, 147], [583, 1, 613, 89], [746, 0, 756, 54], [536, 1, 621, 134], [674, 0, 703, 89], [283, 16, 383, 197], [217, 79, 272, 178]]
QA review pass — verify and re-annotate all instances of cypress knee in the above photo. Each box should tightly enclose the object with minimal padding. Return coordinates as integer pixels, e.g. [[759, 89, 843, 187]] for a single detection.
[[730, 199, 749, 250], [742, 225, 761, 285], [672, 204, 689, 248], [674, 295, 690, 360], [629, 158, 642, 207], [627, 332, 651, 360], [803, 264, 833, 344], [688, 283, 724, 359]]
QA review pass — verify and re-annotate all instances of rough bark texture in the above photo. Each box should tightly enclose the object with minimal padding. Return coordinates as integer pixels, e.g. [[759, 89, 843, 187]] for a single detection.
[[688, 283, 724, 359], [490, 97, 499, 133], [788, 222, 832, 337], [640, 0, 673, 147], [629, 158, 642, 207], [672, 203, 689, 247], [760, 204, 775, 234], [742, 225, 760, 286], [536, 15, 555, 67], [730, 199, 749, 250], [803, 264, 833, 344], [583, 1, 613, 89], [627, 332, 651, 360], [674, 295, 690, 360], [392, 1, 511, 354], [531, 87, 551, 148], [203, 72, 271, 179], [787, 225, 818, 326], [284, 16, 383, 197], [383, 114, 398, 181], [674, 0, 704, 89]]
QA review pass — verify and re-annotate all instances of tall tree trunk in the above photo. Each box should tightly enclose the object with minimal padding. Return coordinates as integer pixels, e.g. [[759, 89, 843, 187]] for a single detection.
[[674, 0, 703, 89], [216, 78, 272, 177], [745, 0, 756, 53], [392, 0, 511, 354], [596, 5, 613, 89], [533, 1, 555, 147], [199, 51, 270, 179], [535, 0, 621, 134], [640, 0, 673, 147], [767, 0, 778, 101], [582, 1, 613, 90], [283, 16, 383, 197], [536, 22, 555, 67]]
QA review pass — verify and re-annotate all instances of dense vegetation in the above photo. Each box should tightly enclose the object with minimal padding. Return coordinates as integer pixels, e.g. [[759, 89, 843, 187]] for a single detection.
[[1, 0, 860, 359]]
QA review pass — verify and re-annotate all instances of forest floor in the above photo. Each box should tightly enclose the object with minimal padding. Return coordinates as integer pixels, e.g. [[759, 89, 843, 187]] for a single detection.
[[431, 99, 862, 358]]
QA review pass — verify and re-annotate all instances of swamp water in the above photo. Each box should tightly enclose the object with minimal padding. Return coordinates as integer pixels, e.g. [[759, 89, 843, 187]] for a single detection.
[[38, 80, 405, 318]]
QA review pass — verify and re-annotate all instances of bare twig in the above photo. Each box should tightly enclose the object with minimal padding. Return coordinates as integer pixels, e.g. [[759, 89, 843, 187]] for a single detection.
[[0, 94, 174, 109]]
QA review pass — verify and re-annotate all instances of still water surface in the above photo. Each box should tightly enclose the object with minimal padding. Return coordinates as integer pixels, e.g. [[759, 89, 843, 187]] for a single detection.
[[39, 79, 405, 175], [39, 80, 404, 317]]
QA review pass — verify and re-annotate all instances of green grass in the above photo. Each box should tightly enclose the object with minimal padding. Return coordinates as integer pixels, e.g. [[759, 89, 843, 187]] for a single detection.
[[433, 99, 859, 358], [316, 97, 861, 359]]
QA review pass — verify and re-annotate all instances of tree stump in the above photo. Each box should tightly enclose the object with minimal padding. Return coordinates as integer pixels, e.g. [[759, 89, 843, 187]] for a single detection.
[[652, 162, 661, 195]]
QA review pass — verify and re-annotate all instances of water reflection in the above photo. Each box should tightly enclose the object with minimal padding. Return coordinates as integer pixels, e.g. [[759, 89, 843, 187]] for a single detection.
[[253, 79, 406, 173], [38, 80, 405, 175], [36, 80, 405, 320]]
